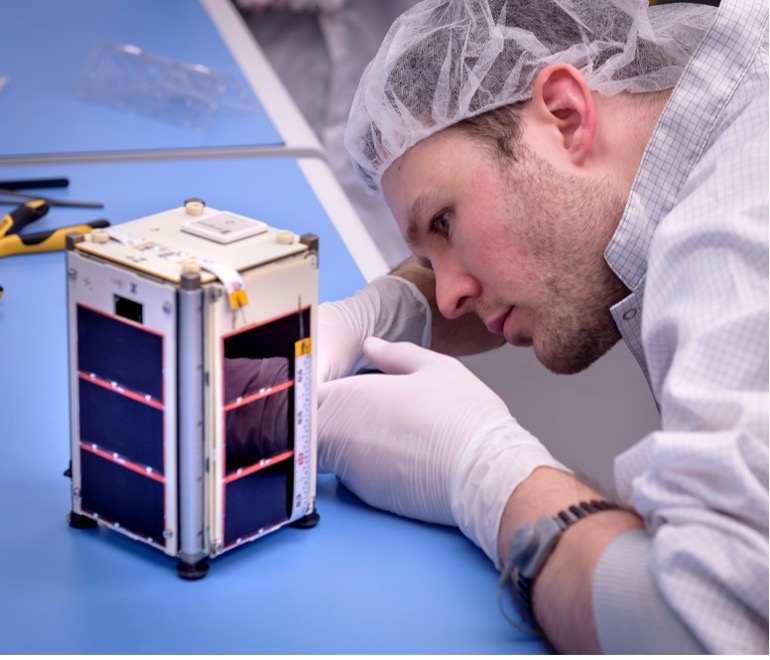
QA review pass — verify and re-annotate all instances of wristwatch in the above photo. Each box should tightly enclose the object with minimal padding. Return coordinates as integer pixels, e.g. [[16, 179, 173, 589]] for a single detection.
[[501, 499, 621, 634]]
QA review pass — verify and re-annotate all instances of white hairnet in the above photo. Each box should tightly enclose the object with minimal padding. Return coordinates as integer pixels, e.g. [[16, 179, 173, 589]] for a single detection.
[[345, 0, 716, 193]]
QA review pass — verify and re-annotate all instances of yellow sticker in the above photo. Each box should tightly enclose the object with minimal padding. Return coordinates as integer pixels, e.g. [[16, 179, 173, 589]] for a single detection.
[[295, 338, 312, 357], [229, 289, 249, 309]]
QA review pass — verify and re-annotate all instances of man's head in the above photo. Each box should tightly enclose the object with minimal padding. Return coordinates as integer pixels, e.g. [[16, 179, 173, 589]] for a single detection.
[[347, 0, 714, 374], [380, 82, 632, 374], [345, 0, 713, 194]]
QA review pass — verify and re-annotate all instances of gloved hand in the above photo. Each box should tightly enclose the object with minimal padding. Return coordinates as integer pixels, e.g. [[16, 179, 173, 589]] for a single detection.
[[317, 275, 432, 383], [318, 337, 570, 568]]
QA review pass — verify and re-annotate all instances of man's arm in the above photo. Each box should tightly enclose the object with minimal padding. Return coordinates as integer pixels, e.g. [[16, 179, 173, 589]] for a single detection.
[[498, 467, 712, 654], [496, 467, 642, 653], [391, 257, 504, 355], [390, 260, 645, 649], [389, 259, 694, 652]]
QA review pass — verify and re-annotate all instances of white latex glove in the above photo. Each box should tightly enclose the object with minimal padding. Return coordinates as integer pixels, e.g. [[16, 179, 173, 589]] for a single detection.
[[317, 275, 431, 383], [318, 337, 570, 568]]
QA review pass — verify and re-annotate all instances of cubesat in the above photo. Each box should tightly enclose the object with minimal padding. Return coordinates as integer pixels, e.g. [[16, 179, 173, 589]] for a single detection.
[[65, 199, 319, 578]]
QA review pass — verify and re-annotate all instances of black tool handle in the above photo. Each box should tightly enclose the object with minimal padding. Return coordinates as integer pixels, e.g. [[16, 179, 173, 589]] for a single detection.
[[0, 178, 69, 190], [0, 199, 50, 238]]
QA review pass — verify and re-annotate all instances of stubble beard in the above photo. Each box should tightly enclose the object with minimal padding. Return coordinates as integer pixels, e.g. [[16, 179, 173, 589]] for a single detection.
[[512, 150, 630, 375], [534, 264, 627, 375]]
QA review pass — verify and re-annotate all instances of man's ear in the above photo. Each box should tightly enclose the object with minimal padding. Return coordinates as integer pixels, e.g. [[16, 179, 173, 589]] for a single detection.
[[530, 63, 596, 165]]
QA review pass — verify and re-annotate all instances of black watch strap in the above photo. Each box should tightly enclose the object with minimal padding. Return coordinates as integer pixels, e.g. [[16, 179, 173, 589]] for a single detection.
[[498, 499, 622, 635]]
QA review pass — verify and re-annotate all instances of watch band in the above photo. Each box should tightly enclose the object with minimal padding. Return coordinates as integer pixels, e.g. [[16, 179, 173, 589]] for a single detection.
[[498, 499, 622, 636]]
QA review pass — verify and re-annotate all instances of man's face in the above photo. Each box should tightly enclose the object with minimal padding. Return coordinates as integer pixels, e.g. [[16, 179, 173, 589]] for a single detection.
[[381, 126, 629, 375]]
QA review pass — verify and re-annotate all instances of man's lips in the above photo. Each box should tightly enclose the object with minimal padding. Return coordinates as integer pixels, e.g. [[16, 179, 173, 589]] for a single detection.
[[486, 307, 532, 346], [485, 308, 513, 336]]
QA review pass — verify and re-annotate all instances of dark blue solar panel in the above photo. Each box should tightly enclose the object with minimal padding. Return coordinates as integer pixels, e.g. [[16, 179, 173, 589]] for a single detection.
[[80, 449, 165, 545], [77, 305, 164, 401], [224, 461, 291, 547], [79, 378, 164, 473]]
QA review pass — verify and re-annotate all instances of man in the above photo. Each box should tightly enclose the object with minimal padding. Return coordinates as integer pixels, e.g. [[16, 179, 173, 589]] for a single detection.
[[315, 0, 768, 653]]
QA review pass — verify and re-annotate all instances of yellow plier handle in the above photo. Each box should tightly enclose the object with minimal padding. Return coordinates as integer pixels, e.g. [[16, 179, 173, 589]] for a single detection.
[[0, 220, 110, 257], [0, 199, 50, 238]]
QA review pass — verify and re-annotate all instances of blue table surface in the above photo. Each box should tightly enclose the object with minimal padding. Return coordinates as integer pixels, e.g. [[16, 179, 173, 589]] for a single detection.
[[0, 0, 283, 159], [0, 159, 548, 654]]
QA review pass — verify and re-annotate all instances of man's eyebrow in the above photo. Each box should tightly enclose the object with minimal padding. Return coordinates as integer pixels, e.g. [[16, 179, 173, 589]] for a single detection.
[[405, 193, 433, 247]]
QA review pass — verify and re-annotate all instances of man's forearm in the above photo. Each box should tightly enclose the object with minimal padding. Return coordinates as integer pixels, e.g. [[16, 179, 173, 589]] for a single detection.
[[497, 466, 643, 653]]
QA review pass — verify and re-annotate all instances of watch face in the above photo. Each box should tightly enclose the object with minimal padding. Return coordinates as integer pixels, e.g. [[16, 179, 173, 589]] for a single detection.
[[509, 522, 537, 565], [514, 515, 565, 580]]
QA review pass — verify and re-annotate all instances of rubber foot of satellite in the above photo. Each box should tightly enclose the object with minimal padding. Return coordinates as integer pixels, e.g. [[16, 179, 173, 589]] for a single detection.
[[67, 511, 98, 529], [176, 559, 209, 580], [291, 509, 320, 529]]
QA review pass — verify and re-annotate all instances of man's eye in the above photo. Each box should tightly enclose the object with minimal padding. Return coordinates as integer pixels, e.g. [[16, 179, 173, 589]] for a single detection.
[[430, 211, 451, 237]]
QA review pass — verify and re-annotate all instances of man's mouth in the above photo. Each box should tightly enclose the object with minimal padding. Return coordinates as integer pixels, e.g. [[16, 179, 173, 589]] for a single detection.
[[484, 308, 513, 336]]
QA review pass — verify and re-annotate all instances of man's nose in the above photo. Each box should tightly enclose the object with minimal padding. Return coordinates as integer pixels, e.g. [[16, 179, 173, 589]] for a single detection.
[[434, 262, 480, 319]]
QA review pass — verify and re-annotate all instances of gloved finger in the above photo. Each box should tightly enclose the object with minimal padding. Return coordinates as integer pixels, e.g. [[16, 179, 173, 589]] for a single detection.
[[362, 336, 443, 375], [317, 377, 372, 474], [316, 379, 346, 473], [317, 379, 331, 407]]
